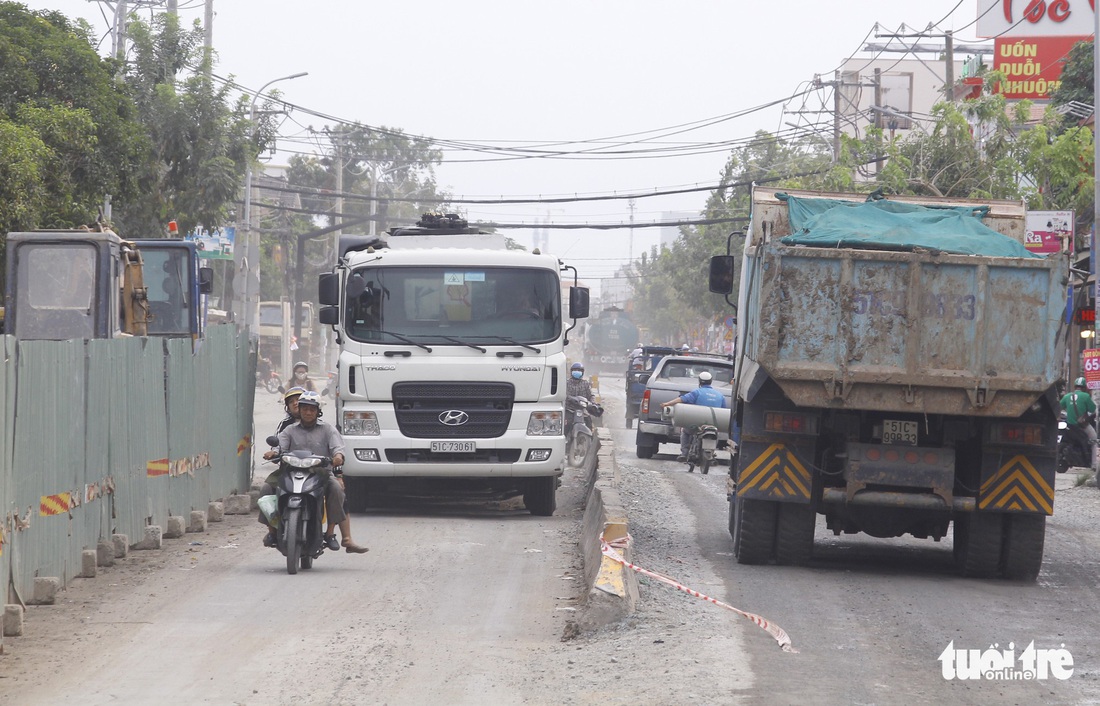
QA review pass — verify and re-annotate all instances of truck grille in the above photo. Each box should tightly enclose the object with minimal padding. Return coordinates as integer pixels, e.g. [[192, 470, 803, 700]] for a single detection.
[[392, 381, 514, 439], [385, 449, 522, 463]]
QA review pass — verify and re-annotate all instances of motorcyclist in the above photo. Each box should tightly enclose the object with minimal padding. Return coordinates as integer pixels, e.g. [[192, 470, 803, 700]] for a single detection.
[[260, 391, 368, 554], [566, 362, 594, 437], [276, 386, 305, 434], [1060, 377, 1097, 469], [290, 361, 317, 392], [661, 371, 727, 463], [566, 362, 593, 402]]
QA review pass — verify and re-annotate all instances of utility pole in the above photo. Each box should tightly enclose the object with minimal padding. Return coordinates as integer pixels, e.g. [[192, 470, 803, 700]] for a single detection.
[[944, 30, 954, 102], [874, 67, 883, 175], [628, 197, 636, 262], [832, 70, 841, 163], [204, 0, 214, 51], [112, 1, 128, 60]]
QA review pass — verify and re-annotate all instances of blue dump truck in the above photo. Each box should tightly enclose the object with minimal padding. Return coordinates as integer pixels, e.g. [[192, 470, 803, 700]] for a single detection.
[[710, 187, 1066, 580], [584, 307, 640, 376]]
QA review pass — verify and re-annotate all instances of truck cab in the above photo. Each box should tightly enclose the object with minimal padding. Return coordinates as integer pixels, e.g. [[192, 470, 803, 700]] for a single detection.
[[4, 228, 147, 339], [133, 239, 213, 339], [318, 214, 590, 516]]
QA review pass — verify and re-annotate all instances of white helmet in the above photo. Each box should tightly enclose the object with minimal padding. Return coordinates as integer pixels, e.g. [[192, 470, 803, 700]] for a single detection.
[[297, 390, 322, 408], [698, 371, 713, 385]]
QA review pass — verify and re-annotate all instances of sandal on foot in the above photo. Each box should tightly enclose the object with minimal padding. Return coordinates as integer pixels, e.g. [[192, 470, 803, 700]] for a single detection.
[[324, 533, 340, 551], [262, 532, 277, 548], [342, 540, 369, 554]]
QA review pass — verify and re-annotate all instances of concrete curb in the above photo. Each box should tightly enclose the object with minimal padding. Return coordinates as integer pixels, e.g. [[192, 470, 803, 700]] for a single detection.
[[576, 426, 638, 632]]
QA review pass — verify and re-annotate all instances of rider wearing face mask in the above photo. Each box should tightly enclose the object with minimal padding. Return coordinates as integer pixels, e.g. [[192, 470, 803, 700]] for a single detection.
[[291, 361, 317, 392], [566, 362, 593, 402]]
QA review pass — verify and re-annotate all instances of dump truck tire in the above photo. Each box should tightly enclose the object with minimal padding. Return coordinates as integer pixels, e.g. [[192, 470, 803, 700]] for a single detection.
[[775, 502, 815, 566], [1001, 513, 1045, 581], [733, 495, 777, 565], [955, 512, 1003, 578]]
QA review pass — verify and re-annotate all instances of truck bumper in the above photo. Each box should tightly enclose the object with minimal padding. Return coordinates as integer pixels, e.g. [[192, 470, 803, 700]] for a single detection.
[[340, 434, 565, 478]]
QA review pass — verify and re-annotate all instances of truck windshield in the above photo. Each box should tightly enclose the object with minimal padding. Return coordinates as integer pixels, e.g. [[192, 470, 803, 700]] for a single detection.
[[15, 243, 97, 340], [141, 248, 191, 335], [343, 266, 561, 345]]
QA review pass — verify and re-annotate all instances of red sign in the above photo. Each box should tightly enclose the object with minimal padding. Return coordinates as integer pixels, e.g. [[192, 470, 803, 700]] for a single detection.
[[993, 35, 1089, 99], [1083, 349, 1100, 390], [979, 0, 1096, 37]]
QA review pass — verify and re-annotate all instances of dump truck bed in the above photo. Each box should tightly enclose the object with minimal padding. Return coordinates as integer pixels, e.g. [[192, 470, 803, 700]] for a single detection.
[[739, 188, 1067, 417]]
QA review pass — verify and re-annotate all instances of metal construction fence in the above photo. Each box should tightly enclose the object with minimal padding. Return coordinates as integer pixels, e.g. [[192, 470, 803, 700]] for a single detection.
[[0, 325, 256, 633]]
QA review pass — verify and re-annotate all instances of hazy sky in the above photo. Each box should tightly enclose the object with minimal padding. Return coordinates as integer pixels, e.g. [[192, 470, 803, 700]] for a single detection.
[[19, 0, 985, 282]]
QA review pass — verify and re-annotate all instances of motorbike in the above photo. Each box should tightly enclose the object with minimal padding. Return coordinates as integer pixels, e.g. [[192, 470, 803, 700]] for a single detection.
[[262, 435, 331, 574], [684, 423, 720, 474], [565, 396, 603, 467], [256, 357, 279, 393], [1057, 410, 1092, 474]]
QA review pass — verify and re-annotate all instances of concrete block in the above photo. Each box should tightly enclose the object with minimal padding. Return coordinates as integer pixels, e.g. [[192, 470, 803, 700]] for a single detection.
[[96, 540, 116, 568], [164, 515, 186, 539], [32, 577, 60, 605], [249, 489, 260, 511], [112, 534, 129, 559], [131, 525, 163, 551], [207, 501, 225, 523], [81, 549, 98, 578], [224, 494, 251, 515], [187, 510, 207, 533], [4, 605, 24, 636]]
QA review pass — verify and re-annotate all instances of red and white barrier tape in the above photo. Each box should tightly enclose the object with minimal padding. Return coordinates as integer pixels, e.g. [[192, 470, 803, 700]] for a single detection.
[[600, 534, 797, 653]]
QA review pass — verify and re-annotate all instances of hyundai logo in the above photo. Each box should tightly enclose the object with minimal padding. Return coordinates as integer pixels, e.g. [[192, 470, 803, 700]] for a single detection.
[[439, 410, 470, 426]]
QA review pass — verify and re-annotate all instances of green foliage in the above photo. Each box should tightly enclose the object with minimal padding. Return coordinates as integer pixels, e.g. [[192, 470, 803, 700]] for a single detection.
[[0, 3, 147, 234], [112, 15, 258, 237], [1050, 40, 1093, 115], [286, 125, 449, 233]]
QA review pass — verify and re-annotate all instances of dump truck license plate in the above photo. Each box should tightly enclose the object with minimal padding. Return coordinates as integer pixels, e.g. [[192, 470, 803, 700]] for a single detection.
[[883, 420, 918, 445]]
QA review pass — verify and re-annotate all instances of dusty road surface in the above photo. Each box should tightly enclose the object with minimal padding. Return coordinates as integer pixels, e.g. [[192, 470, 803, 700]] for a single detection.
[[2, 379, 1099, 704]]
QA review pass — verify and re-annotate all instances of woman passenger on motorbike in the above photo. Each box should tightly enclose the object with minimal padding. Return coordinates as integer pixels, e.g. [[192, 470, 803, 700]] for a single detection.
[[290, 361, 317, 392]]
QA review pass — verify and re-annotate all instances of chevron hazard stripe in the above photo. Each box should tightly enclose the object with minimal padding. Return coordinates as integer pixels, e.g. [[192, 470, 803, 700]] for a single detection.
[[40, 492, 72, 516], [979, 454, 1053, 514], [737, 443, 811, 500], [146, 458, 169, 477]]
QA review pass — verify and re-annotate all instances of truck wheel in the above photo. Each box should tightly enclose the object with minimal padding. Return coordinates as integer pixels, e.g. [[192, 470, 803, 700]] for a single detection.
[[1001, 514, 1045, 581], [775, 502, 815, 566], [733, 495, 777, 565], [343, 477, 368, 513], [625, 416, 634, 429], [636, 433, 656, 459], [524, 476, 557, 516], [954, 512, 1003, 578]]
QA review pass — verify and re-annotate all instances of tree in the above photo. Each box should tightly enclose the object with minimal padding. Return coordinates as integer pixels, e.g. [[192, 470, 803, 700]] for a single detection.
[[112, 14, 263, 237], [0, 3, 147, 235], [1050, 40, 1093, 117]]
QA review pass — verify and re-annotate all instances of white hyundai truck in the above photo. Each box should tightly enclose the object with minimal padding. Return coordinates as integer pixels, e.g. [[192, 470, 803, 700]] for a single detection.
[[317, 214, 589, 515]]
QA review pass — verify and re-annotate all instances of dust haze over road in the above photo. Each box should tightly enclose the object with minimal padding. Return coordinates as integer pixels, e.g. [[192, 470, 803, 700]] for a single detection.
[[2, 380, 1099, 704]]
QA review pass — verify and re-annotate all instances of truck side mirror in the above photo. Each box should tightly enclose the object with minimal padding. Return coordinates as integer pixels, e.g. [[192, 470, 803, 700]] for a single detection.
[[568, 287, 590, 319], [708, 256, 735, 294], [319, 306, 339, 325], [318, 273, 340, 305], [198, 266, 214, 294]]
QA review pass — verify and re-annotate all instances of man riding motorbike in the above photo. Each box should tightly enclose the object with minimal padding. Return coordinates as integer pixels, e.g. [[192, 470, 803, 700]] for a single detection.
[[260, 391, 368, 553], [1060, 376, 1097, 470], [660, 371, 727, 463]]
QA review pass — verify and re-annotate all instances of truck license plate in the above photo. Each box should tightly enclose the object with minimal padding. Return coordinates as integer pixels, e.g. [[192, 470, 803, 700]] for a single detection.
[[431, 441, 476, 453], [882, 420, 918, 446]]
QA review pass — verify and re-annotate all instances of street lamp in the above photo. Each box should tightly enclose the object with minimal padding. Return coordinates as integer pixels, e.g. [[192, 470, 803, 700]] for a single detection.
[[240, 71, 307, 332]]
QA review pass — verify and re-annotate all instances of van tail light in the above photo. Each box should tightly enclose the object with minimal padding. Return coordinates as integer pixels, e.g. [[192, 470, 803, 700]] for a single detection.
[[641, 390, 651, 415]]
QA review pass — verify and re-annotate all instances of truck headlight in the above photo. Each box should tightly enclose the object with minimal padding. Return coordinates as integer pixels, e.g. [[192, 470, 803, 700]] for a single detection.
[[527, 411, 562, 436], [343, 411, 380, 436]]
